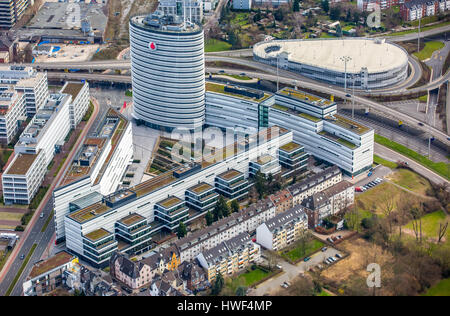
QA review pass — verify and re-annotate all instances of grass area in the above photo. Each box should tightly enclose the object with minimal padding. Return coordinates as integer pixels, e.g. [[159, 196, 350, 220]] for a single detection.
[[82, 101, 94, 122], [205, 39, 232, 53], [54, 158, 66, 177], [281, 238, 324, 263], [0, 149, 13, 167], [41, 210, 54, 233], [318, 290, 332, 296], [374, 134, 449, 181], [418, 94, 428, 102], [423, 278, 450, 296], [0, 248, 11, 273], [320, 32, 335, 38], [387, 168, 432, 195], [222, 74, 252, 81], [0, 212, 23, 222], [29, 186, 49, 210], [6, 243, 37, 296], [224, 267, 273, 294], [404, 210, 449, 239], [355, 182, 405, 216], [125, 90, 132, 97], [413, 41, 445, 61], [387, 21, 450, 36], [373, 155, 398, 169]]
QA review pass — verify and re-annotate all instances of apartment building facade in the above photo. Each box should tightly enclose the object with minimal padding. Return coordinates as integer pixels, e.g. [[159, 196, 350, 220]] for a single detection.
[[400, 0, 449, 20], [256, 204, 308, 251], [196, 232, 261, 283], [60, 81, 90, 128]]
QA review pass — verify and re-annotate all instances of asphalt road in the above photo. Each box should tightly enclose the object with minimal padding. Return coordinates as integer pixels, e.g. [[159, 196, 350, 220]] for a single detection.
[[0, 98, 100, 296]]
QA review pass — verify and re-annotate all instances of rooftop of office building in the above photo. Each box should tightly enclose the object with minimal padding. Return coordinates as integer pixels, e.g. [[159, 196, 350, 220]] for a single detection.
[[279, 142, 302, 153], [271, 103, 323, 122], [4, 151, 40, 176], [117, 213, 146, 227], [16, 94, 71, 148], [324, 114, 371, 135], [187, 182, 214, 195], [84, 228, 112, 242], [0, 89, 21, 115], [130, 11, 202, 34], [205, 82, 271, 102], [60, 109, 128, 187], [66, 126, 287, 225], [60, 82, 85, 101], [277, 88, 335, 108], [156, 196, 184, 209]]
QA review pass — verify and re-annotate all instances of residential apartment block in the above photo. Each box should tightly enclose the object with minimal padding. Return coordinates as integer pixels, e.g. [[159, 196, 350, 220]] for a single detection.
[[109, 252, 153, 290], [288, 165, 342, 206], [256, 204, 308, 251], [197, 232, 261, 283], [269, 189, 293, 214], [23, 251, 77, 296], [174, 198, 276, 263], [157, 0, 203, 23], [400, 0, 449, 21], [302, 180, 354, 228]]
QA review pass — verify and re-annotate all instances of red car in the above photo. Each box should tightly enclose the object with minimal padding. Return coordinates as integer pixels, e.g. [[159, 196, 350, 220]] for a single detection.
[[355, 187, 362, 192]]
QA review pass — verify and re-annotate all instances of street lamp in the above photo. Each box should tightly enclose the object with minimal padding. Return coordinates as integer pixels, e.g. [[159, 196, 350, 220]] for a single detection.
[[340, 56, 352, 94]]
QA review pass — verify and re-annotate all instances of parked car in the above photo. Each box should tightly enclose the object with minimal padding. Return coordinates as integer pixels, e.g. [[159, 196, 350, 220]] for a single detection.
[[304, 257, 311, 262], [321, 247, 328, 252], [284, 281, 291, 287], [368, 171, 373, 177], [336, 253, 343, 259], [276, 264, 283, 270], [327, 237, 334, 243], [329, 257, 336, 262], [355, 187, 362, 192]]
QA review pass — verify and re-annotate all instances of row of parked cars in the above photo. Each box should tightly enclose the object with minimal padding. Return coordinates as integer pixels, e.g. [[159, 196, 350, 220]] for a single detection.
[[324, 253, 342, 265], [355, 177, 383, 192]]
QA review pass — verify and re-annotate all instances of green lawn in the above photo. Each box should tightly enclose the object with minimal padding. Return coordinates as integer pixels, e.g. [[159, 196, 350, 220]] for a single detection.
[[222, 74, 252, 81], [281, 238, 324, 262], [373, 155, 398, 169], [224, 267, 273, 294], [205, 39, 232, 53], [418, 94, 428, 102], [423, 278, 450, 296], [404, 210, 449, 239], [388, 168, 432, 195], [413, 41, 445, 60], [374, 134, 449, 181]]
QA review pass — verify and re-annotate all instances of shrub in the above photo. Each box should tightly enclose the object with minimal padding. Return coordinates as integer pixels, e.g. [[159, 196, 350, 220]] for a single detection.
[[15, 225, 24, 231]]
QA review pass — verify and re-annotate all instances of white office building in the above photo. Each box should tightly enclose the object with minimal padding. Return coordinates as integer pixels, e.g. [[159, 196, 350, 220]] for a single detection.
[[60, 81, 90, 128], [233, 0, 252, 10], [53, 108, 134, 243], [0, 65, 49, 116], [129, 12, 205, 131], [0, 89, 26, 144], [63, 127, 291, 267], [2, 93, 72, 205]]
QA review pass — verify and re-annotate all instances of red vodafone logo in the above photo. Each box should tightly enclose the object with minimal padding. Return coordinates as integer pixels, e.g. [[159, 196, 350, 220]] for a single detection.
[[149, 42, 157, 51]]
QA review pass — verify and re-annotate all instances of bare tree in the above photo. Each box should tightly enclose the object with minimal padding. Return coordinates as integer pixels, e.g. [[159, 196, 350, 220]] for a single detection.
[[380, 191, 395, 234], [438, 221, 448, 243]]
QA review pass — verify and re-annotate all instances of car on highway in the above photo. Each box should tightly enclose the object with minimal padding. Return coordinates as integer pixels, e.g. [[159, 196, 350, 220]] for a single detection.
[[40, 213, 44, 218], [418, 122, 424, 126], [240, 72, 246, 76], [219, 70, 225, 73], [345, 94, 351, 97], [20, 254, 25, 260]]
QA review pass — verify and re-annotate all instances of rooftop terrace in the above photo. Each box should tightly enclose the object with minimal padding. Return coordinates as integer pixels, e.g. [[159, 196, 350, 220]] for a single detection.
[[217, 169, 242, 181], [61, 82, 84, 100], [271, 103, 322, 122], [157, 196, 183, 209], [84, 228, 111, 242], [68, 202, 110, 224]]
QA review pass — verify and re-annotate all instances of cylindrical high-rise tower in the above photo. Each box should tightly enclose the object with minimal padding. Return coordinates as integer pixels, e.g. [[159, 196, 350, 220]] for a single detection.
[[129, 12, 205, 131]]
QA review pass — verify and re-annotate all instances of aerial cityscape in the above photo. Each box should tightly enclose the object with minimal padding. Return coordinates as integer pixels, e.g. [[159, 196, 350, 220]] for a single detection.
[[0, 0, 448, 301]]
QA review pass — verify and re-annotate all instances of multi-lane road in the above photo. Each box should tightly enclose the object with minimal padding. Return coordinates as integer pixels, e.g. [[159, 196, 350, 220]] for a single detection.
[[0, 99, 100, 296]]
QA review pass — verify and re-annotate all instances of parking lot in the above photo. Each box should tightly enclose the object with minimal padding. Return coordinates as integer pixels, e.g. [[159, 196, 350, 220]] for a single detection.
[[248, 246, 344, 296], [353, 165, 392, 194]]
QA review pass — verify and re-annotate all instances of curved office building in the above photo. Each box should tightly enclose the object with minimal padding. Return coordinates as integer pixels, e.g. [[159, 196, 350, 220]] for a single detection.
[[129, 12, 205, 131]]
